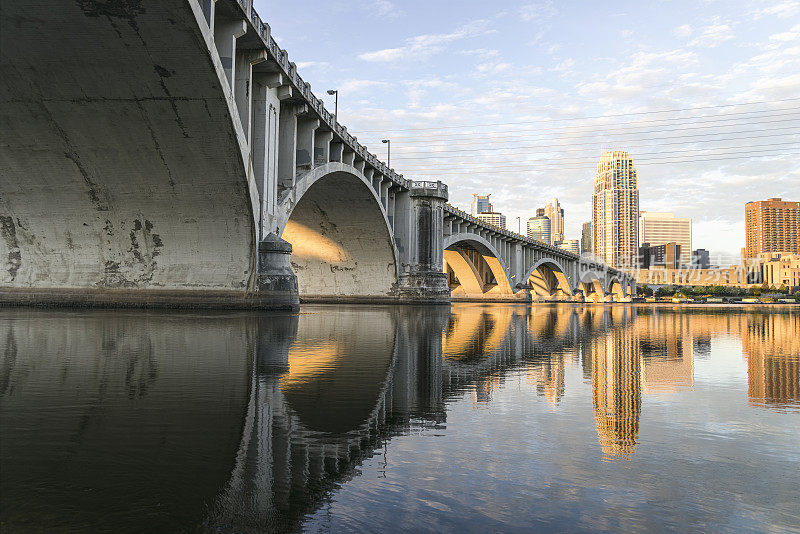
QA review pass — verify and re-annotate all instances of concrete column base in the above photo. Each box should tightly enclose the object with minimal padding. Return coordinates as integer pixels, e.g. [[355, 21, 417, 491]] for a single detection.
[[393, 271, 451, 303], [256, 233, 299, 309]]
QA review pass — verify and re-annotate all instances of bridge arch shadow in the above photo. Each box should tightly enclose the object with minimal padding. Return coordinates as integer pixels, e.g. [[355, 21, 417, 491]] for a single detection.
[[277, 163, 398, 299], [443, 234, 513, 299], [524, 259, 573, 300], [607, 277, 627, 299], [579, 272, 606, 302]]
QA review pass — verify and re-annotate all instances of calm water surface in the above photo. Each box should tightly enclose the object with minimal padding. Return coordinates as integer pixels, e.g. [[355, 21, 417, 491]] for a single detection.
[[1, 304, 798, 533]]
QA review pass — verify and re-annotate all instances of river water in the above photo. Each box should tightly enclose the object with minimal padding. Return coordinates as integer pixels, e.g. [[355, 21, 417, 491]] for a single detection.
[[0, 304, 798, 533]]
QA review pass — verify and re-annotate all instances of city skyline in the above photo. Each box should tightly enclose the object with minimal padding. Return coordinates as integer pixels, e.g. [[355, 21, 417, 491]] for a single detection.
[[258, 0, 800, 264]]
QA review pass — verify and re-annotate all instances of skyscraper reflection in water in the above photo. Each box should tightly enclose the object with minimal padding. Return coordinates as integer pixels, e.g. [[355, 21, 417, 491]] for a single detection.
[[1, 305, 798, 532], [745, 312, 800, 409], [590, 322, 642, 459]]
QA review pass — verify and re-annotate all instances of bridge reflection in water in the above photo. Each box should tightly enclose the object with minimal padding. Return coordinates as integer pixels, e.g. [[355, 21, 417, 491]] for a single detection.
[[0, 306, 797, 531]]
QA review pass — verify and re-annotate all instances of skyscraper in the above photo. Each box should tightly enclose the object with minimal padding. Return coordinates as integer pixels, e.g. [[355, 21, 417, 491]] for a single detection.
[[745, 198, 800, 257], [544, 198, 564, 245], [581, 221, 592, 254], [471, 194, 493, 216], [638, 212, 692, 266], [592, 150, 640, 269], [527, 216, 551, 244]]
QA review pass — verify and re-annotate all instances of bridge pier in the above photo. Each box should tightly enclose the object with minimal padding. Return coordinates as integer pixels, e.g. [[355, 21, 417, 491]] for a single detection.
[[256, 233, 300, 309], [393, 181, 451, 303]]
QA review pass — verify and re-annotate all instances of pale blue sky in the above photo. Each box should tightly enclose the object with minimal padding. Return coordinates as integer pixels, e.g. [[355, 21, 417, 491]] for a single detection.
[[255, 0, 800, 263]]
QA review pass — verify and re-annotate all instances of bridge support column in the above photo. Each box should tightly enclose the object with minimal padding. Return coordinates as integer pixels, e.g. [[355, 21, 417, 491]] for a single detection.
[[256, 233, 299, 309], [393, 181, 450, 303]]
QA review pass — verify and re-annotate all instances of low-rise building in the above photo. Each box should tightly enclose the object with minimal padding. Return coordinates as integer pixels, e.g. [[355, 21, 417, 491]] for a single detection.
[[692, 249, 710, 269], [757, 252, 800, 289], [638, 242, 681, 269], [476, 211, 506, 230], [635, 265, 747, 287]]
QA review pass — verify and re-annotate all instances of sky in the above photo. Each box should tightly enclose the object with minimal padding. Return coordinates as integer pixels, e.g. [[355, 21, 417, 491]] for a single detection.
[[254, 0, 800, 264]]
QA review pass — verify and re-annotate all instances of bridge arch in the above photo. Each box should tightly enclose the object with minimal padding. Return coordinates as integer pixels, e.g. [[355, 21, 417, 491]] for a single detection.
[[607, 277, 627, 299], [443, 233, 514, 297], [277, 163, 399, 298], [523, 258, 574, 299], [578, 271, 606, 302]]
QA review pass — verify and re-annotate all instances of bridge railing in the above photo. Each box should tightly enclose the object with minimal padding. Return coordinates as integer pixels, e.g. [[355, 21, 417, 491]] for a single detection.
[[229, 0, 408, 190]]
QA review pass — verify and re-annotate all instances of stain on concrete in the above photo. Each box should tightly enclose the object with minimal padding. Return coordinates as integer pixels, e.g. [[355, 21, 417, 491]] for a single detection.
[[152, 65, 189, 139], [100, 217, 163, 288], [153, 64, 172, 78], [0, 216, 22, 281], [134, 101, 179, 187], [76, 0, 145, 32]]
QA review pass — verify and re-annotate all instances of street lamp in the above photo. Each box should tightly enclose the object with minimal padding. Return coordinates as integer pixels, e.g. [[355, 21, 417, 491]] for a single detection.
[[516, 216, 521, 235], [382, 139, 390, 168], [326, 89, 338, 123]]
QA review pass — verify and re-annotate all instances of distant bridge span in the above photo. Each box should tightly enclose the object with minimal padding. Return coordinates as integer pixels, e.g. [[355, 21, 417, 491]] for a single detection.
[[0, 0, 634, 308]]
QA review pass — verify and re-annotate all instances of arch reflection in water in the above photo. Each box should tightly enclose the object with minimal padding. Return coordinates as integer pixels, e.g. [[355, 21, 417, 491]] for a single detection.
[[3, 305, 797, 532]]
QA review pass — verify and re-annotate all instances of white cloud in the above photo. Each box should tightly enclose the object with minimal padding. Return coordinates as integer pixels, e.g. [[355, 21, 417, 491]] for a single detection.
[[688, 18, 736, 48], [751, 0, 800, 19], [769, 23, 800, 42], [358, 47, 404, 62], [369, 0, 401, 20], [460, 48, 501, 59], [358, 19, 493, 62], [295, 61, 326, 69], [338, 79, 389, 93], [673, 24, 692, 38], [552, 58, 575, 72], [477, 62, 514, 74], [519, 1, 557, 22]]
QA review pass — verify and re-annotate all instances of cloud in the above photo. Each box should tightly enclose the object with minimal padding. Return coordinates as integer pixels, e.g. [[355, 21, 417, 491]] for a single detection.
[[673, 24, 692, 38], [552, 58, 575, 73], [358, 19, 493, 62], [460, 48, 501, 59], [338, 79, 389, 93], [369, 0, 401, 20], [358, 48, 404, 62], [519, 1, 557, 22], [295, 61, 326, 69], [751, 0, 800, 19], [688, 18, 736, 48], [477, 62, 514, 74], [769, 23, 800, 42]]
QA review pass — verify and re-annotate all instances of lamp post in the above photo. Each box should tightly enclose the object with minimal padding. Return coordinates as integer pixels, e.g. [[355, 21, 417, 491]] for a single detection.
[[517, 216, 521, 235], [382, 139, 390, 168], [326, 89, 338, 123]]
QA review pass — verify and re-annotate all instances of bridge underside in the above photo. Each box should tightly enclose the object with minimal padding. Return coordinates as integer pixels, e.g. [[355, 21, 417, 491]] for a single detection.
[[0, 0, 267, 307], [444, 242, 522, 302], [280, 172, 397, 300]]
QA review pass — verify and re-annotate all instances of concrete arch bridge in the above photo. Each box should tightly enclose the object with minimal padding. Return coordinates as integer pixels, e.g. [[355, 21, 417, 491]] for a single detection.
[[0, 0, 633, 308], [443, 206, 634, 302]]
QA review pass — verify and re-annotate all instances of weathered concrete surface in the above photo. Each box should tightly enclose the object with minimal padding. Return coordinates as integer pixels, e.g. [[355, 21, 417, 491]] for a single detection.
[[280, 172, 397, 299], [0, 1, 257, 304]]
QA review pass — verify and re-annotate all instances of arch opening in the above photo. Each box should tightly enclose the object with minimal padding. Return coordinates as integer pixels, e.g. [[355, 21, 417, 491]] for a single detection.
[[443, 241, 513, 297], [280, 172, 397, 298], [608, 279, 626, 299], [580, 277, 606, 302], [528, 262, 572, 299]]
